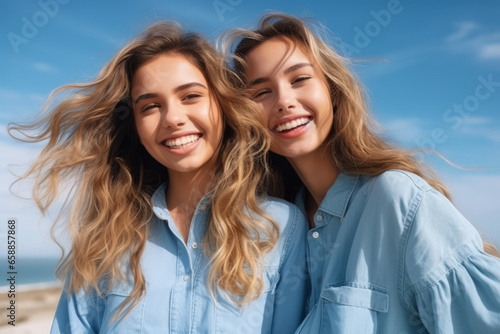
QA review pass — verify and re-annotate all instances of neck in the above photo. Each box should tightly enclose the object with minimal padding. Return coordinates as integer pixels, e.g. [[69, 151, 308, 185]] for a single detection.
[[165, 168, 213, 244], [288, 146, 339, 209], [166, 169, 211, 213]]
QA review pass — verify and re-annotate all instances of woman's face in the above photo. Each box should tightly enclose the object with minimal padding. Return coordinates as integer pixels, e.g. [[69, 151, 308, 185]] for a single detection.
[[244, 37, 333, 160], [132, 52, 223, 175]]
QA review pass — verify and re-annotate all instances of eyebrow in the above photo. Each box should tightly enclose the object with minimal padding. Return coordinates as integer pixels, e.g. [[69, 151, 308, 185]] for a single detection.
[[284, 62, 314, 75], [247, 62, 314, 88], [134, 82, 207, 107], [134, 93, 158, 107], [174, 82, 207, 93]]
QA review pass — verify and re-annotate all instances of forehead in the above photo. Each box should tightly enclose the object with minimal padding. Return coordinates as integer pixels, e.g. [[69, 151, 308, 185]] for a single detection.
[[131, 53, 207, 97], [244, 37, 314, 79]]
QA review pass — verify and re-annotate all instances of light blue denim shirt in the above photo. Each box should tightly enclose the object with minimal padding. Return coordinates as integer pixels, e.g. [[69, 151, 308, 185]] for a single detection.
[[51, 183, 309, 333], [295, 170, 500, 334]]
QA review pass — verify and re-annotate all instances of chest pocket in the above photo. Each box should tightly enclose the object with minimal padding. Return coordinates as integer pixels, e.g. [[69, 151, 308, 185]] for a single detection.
[[319, 283, 389, 333], [215, 271, 280, 333], [99, 280, 145, 333]]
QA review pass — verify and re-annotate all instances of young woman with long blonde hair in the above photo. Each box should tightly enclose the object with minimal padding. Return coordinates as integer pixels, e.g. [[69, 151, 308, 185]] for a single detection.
[[9, 21, 308, 333], [226, 13, 500, 333]]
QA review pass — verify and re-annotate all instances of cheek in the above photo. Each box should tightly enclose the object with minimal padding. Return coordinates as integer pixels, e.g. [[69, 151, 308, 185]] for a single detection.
[[253, 101, 272, 129], [312, 86, 333, 119], [134, 114, 158, 143], [207, 103, 224, 142], [214, 114, 223, 143]]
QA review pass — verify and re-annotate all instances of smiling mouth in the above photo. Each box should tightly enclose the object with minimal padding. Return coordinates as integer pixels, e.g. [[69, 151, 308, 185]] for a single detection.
[[163, 134, 201, 149], [273, 117, 312, 133]]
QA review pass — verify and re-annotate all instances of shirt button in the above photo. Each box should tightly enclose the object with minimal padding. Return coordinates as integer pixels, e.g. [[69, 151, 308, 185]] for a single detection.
[[315, 214, 323, 222], [200, 204, 207, 212], [183, 275, 190, 281], [191, 242, 198, 249], [312, 231, 319, 239]]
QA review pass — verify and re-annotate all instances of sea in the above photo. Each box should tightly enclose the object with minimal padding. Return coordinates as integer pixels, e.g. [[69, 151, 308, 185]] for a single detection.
[[1, 257, 61, 289]]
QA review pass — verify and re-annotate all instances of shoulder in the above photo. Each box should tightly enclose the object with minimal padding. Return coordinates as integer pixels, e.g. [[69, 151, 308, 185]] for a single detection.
[[354, 170, 433, 225], [393, 174, 484, 310], [362, 170, 432, 199], [259, 196, 306, 229], [362, 170, 481, 250], [258, 196, 308, 264]]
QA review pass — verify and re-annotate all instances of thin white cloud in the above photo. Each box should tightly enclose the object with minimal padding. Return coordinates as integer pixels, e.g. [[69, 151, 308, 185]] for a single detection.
[[0, 88, 23, 101], [480, 43, 500, 60], [460, 126, 500, 143], [0, 88, 46, 105], [33, 62, 56, 73], [446, 21, 500, 61], [0, 88, 48, 121], [380, 116, 500, 147], [362, 21, 500, 79], [360, 43, 438, 79], [453, 117, 500, 143], [460, 116, 492, 125], [446, 21, 478, 42], [380, 117, 424, 144]]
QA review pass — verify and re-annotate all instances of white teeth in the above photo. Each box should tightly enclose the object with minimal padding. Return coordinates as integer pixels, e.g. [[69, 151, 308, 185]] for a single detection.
[[165, 134, 200, 149], [275, 117, 310, 132]]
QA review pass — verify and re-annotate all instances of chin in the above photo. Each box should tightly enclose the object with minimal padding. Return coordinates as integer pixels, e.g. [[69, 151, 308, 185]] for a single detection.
[[272, 145, 317, 159]]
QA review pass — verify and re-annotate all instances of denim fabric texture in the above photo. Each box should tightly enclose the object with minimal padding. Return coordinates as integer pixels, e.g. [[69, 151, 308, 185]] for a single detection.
[[295, 170, 500, 334], [51, 182, 309, 334]]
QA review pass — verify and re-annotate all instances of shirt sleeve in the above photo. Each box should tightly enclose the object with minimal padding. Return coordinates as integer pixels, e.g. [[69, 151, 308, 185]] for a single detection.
[[50, 279, 103, 334], [270, 204, 309, 334], [401, 187, 500, 334]]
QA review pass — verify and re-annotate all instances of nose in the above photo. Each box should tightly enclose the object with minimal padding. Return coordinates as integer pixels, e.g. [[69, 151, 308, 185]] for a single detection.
[[273, 86, 296, 113], [161, 103, 188, 128]]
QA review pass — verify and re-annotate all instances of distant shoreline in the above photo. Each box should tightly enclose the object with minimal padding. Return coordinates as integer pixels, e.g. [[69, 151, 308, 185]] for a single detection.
[[0, 280, 62, 293], [0, 257, 60, 293]]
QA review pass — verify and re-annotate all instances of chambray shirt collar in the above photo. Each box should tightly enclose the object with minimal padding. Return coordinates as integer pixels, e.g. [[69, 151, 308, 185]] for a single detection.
[[296, 172, 359, 222], [320, 172, 359, 219]]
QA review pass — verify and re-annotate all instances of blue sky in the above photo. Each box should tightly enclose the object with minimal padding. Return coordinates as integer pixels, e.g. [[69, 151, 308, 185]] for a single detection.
[[1, 0, 499, 258]]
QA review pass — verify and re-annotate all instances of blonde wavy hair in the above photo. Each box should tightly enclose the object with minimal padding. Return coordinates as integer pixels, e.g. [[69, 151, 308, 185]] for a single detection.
[[224, 13, 499, 255], [9, 21, 279, 319]]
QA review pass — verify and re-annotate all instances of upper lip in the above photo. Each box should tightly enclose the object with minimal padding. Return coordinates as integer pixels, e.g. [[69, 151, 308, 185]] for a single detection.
[[272, 114, 312, 129], [161, 131, 202, 143]]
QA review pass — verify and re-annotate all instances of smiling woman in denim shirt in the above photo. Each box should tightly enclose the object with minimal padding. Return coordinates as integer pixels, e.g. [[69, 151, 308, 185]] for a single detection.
[[9, 21, 308, 333], [226, 13, 500, 334]]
